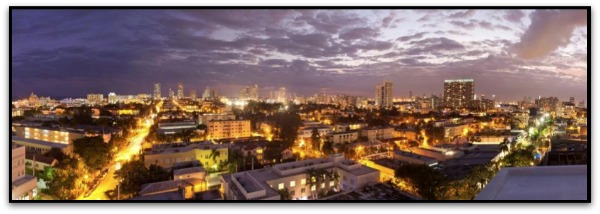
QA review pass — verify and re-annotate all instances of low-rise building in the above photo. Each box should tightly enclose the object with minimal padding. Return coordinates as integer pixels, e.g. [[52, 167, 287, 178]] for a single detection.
[[329, 131, 359, 144], [406, 146, 463, 161], [443, 123, 468, 139], [12, 136, 73, 155], [25, 153, 58, 171], [298, 126, 333, 139], [13, 126, 84, 145], [12, 144, 38, 200], [157, 121, 197, 135], [392, 150, 438, 166], [221, 154, 379, 200], [144, 142, 229, 170], [360, 127, 394, 142], [393, 128, 418, 141], [198, 113, 236, 125]]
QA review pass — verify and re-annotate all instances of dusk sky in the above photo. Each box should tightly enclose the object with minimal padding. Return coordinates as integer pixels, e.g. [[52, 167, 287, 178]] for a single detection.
[[11, 9, 587, 101]]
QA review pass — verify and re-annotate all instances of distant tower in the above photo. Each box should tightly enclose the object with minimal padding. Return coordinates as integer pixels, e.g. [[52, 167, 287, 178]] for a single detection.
[[409, 90, 413, 99], [277, 87, 287, 103], [169, 88, 175, 99], [108, 92, 117, 104], [190, 90, 197, 100], [153, 83, 161, 100], [177, 83, 184, 99], [443, 79, 474, 109], [375, 81, 393, 108]]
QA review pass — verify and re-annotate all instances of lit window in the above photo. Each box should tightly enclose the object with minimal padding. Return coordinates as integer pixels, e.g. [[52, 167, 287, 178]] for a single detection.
[[311, 186, 316, 191], [321, 183, 325, 188], [290, 181, 295, 187], [301, 179, 306, 185], [278, 183, 284, 190], [330, 181, 334, 187]]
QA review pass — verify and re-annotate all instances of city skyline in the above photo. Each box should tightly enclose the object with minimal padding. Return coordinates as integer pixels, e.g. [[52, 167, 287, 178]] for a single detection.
[[11, 9, 588, 100]]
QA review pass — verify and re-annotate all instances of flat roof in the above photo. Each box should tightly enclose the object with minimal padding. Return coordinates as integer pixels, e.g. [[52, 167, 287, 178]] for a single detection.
[[475, 165, 587, 200], [12, 136, 69, 148], [173, 166, 205, 176], [139, 178, 204, 196], [393, 150, 438, 162]]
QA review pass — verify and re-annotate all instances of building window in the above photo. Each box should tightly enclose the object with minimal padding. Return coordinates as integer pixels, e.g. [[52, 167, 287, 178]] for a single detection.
[[321, 183, 325, 188], [278, 183, 284, 190], [311, 186, 316, 191], [290, 181, 295, 187], [330, 181, 334, 187], [301, 188, 305, 193], [301, 178, 306, 185]]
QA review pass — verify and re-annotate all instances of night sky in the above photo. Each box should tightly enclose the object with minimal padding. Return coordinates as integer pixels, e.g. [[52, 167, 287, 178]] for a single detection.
[[11, 9, 587, 101]]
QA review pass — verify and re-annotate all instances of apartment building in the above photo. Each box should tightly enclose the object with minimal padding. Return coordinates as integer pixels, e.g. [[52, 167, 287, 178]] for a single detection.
[[144, 142, 229, 170], [207, 120, 251, 140]]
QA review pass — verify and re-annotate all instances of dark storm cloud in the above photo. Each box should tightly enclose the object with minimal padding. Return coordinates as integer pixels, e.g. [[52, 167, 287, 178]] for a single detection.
[[11, 9, 587, 100], [511, 10, 587, 59]]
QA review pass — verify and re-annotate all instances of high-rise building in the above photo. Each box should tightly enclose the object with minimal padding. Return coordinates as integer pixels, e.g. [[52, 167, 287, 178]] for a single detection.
[[153, 83, 161, 100], [569, 97, 575, 104], [86, 94, 104, 106], [277, 87, 287, 103], [108, 92, 117, 104], [535, 97, 559, 112], [203, 86, 217, 100], [443, 79, 474, 109], [190, 90, 197, 100], [169, 88, 175, 99], [375, 81, 393, 108], [177, 83, 184, 99], [251, 84, 259, 100]]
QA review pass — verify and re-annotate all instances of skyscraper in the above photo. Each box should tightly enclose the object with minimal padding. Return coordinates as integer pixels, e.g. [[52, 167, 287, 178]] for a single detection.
[[443, 79, 474, 109], [177, 83, 184, 99], [203, 86, 217, 100], [153, 83, 161, 100], [169, 88, 175, 99], [375, 81, 393, 108], [190, 90, 197, 100], [108, 92, 117, 104], [251, 84, 259, 100], [87, 94, 104, 106], [277, 87, 287, 103]]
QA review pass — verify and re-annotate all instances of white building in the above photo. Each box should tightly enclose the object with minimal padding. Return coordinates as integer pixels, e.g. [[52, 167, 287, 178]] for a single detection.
[[11, 144, 38, 200], [221, 154, 380, 200]]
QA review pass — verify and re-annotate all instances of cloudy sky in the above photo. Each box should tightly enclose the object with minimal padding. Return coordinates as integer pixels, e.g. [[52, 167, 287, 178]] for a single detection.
[[11, 9, 587, 101]]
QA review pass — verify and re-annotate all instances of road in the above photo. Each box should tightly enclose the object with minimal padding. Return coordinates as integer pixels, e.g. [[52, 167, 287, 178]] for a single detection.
[[79, 101, 161, 200]]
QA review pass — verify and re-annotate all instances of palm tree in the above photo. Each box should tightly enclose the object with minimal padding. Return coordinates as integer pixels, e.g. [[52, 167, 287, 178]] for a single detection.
[[209, 148, 221, 162], [278, 188, 292, 200]]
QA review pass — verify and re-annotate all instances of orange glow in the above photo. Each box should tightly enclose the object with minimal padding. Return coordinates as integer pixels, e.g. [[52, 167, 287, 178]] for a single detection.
[[420, 129, 429, 148]]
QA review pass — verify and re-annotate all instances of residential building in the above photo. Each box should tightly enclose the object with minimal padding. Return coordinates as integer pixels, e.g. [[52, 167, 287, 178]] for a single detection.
[[392, 150, 438, 166], [86, 93, 104, 106], [154, 83, 161, 100], [198, 113, 236, 125], [360, 127, 394, 142], [207, 120, 251, 140], [108, 92, 117, 104], [443, 79, 474, 109], [329, 131, 359, 144], [221, 154, 380, 200], [144, 142, 229, 170], [202, 87, 218, 100], [375, 81, 393, 108], [177, 83, 184, 99], [12, 136, 73, 155], [25, 153, 58, 171], [12, 144, 37, 200], [13, 126, 84, 145]]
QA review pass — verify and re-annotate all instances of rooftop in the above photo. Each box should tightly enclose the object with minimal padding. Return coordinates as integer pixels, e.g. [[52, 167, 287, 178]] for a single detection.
[[130, 191, 184, 200], [12, 136, 70, 148], [475, 165, 587, 200], [139, 178, 204, 196], [173, 166, 205, 176], [393, 150, 438, 162], [324, 183, 417, 200], [145, 142, 228, 155]]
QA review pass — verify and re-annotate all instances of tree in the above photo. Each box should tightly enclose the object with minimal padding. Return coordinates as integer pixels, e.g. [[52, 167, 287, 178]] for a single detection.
[[322, 141, 334, 156], [112, 156, 170, 199], [73, 136, 112, 170], [47, 158, 87, 200], [311, 128, 320, 152], [278, 188, 292, 200], [502, 149, 535, 167], [269, 112, 302, 147], [395, 164, 448, 200]]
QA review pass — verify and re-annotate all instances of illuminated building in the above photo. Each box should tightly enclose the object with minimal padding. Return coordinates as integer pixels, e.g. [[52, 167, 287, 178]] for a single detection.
[[154, 83, 162, 100], [28, 92, 39, 107], [177, 83, 184, 99], [220, 154, 379, 200], [144, 142, 229, 170], [13, 126, 84, 145], [535, 96, 559, 112], [190, 89, 197, 100], [11, 144, 37, 200], [108, 92, 117, 104], [277, 87, 287, 103], [329, 131, 359, 144], [202, 86, 217, 100], [198, 113, 236, 125], [240, 84, 259, 100], [207, 119, 251, 140], [169, 88, 175, 99], [443, 79, 474, 109], [375, 81, 393, 108], [86, 93, 104, 106], [360, 127, 394, 142]]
